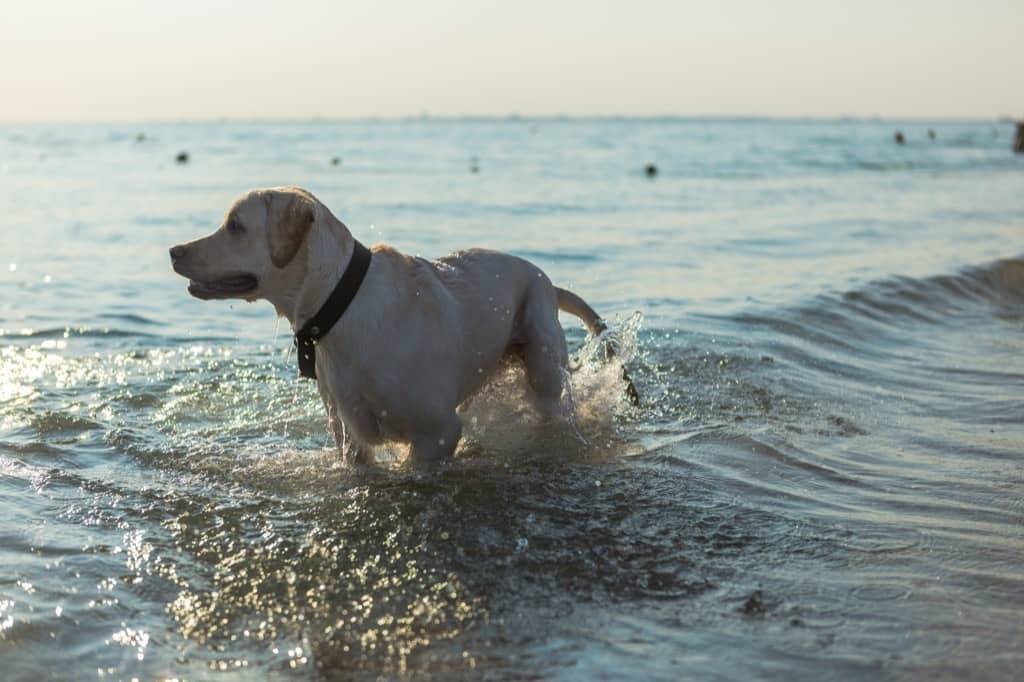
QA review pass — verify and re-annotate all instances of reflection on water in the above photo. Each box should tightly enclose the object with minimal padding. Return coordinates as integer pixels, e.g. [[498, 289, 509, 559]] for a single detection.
[[1, 119, 1023, 679]]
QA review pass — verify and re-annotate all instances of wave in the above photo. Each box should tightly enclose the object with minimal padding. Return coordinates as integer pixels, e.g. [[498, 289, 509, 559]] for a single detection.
[[731, 256, 1024, 340], [0, 326, 155, 340], [845, 256, 1024, 311], [94, 313, 162, 325], [659, 256, 1024, 447], [0, 326, 233, 343]]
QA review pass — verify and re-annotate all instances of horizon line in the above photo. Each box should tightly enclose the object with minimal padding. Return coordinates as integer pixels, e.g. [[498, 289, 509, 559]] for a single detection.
[[0, 113, 1020, 126]]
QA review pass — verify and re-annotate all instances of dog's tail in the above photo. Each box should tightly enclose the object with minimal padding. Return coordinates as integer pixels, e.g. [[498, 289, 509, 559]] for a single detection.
[[555, 287, 607, 336], [555, 287, 640, 406]]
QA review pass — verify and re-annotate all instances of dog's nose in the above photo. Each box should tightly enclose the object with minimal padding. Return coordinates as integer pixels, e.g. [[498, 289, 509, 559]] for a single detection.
[[169, 244, 187, 264]]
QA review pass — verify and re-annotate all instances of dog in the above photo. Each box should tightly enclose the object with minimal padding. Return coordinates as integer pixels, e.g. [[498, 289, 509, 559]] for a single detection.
[[170, 186, 633, 468]]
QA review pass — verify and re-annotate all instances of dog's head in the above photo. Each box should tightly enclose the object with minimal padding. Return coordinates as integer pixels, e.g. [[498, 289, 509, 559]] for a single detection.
[[170, 187, 321, 303]]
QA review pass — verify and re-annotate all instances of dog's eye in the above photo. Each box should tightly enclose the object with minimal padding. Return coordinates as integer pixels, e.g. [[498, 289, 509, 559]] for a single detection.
[[227, 220, 246, 235]]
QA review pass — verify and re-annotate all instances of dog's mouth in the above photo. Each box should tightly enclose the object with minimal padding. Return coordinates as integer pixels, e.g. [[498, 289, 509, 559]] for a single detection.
[[187, 274, 259, 300]]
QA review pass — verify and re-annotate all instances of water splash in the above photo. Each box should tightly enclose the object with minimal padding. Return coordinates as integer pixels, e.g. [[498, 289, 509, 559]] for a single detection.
[[456, 311, 644, 465]]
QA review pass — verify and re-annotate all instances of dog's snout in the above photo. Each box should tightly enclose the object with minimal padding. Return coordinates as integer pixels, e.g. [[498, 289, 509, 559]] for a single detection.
[[169, 244, 187, 264]]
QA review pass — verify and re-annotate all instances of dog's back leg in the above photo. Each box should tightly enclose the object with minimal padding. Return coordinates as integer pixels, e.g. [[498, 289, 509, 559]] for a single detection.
[[521, 286, 571, 420]]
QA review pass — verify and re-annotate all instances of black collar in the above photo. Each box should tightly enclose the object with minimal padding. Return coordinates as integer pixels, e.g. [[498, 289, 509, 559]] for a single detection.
[[294, 240, 372, 379]]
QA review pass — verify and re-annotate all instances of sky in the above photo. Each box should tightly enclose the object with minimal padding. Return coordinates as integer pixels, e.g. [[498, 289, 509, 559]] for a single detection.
[[1, 0, 1021, 122]]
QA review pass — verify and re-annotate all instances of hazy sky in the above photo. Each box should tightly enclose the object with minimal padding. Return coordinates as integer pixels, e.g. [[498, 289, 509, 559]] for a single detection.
[[2, 0, 1020, 121]]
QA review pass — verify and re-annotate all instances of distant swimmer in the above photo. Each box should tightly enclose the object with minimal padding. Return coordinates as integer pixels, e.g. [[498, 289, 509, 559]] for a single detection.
[[893, 131, 906, 145], [644, 163, 658, 177], [927, 128, 936, 140], [176, 151, 189, 164]]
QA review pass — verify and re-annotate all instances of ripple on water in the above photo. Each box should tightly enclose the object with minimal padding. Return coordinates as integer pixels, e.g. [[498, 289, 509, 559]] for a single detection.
[[836, 526, 929, 555], [850, 584, 912, 602]]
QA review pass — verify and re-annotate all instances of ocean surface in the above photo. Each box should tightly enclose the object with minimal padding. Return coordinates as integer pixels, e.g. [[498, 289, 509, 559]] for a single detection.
[[1, 118, 1022, 680]]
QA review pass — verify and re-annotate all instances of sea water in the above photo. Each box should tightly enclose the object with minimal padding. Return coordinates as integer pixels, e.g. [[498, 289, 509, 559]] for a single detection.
[[1, 118, 1022, 679]]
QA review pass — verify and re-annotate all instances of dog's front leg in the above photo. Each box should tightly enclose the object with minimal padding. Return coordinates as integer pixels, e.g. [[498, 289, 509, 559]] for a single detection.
[[321, 397, 375, 467], [408, 412, 462, 469], [342, 437, 375, 467]]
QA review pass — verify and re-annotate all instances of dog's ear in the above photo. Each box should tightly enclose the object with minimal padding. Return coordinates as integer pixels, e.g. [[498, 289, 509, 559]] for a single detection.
[[267, 192, 316, 268]]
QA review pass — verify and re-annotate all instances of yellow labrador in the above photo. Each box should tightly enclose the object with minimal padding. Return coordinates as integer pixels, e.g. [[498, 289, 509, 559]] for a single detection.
[[170, 187, 618, 468]]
